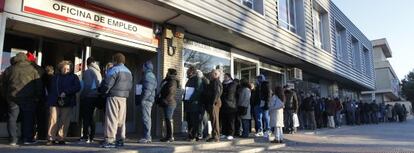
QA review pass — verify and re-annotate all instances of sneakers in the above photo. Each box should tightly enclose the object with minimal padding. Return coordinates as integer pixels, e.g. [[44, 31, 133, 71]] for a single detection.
[[255, 132, 264, 137], [160, 137, 174, 142], [46, 140, 57, 145], [226, 136, 234, 140], [138, 138, 152, 143], [101, 142, 116, 148], [23, 140, 38, 145], [264, 131, 271, 138], [220, 135, 227, 139], [115, 139, 124, 147]]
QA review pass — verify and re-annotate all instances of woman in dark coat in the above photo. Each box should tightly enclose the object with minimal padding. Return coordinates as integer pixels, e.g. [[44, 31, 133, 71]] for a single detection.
[[159, 69, 179, 142], [46, 60, 81, 145]]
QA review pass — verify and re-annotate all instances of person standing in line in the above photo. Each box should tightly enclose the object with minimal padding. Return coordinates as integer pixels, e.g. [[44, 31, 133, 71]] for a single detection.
[[99, 53, 133, 148], [334, 98, 343, 128], [205, 69, 223, 142], [270, 86, 285, 143], [183, 66, 203, 141], [283, 85, 299, 134], [158, 68, 179, 142], [220, 73, 238, 140], [79, 57, 102, 143], [137, 61, 157, 144], [237, 79, 251, 138], [2, 53, 43, 145], [253, 75, 271, 137], [302, 93, 317, 130], [46, 60, 81, 145], [197, 70, 210, 140], [326, 98, 337, 128]]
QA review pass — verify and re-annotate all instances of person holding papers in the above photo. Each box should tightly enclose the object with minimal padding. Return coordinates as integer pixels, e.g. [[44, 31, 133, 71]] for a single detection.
[[183, 66, 203, 141], [158, 69, 180, 142]]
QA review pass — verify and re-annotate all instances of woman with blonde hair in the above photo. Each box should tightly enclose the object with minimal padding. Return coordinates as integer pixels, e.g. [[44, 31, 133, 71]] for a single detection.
[[46, 60, 81, 145]]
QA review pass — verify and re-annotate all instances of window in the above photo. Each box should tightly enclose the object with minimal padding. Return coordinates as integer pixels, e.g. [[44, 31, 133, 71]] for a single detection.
[[241, 0, 254, 9], [351, 37, 361, 71], [312, 2, 329, 51], [240, 0, 264, 14], [335, 23, 346, 61], [363, 47, 371, 77], [279, 0, 296, 33]]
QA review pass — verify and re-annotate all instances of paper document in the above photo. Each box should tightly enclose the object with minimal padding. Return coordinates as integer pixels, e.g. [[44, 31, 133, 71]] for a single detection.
[[184, 87, 195, 100], [135, 84, 143, 95]]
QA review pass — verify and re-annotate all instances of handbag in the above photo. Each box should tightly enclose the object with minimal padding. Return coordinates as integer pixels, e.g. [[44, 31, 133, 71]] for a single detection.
[[292, 113, 300, 127], [56, 75, 69, 107]]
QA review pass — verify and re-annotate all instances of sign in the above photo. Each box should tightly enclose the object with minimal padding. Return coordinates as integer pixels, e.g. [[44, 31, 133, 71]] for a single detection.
[[22, 0, 157, 46]]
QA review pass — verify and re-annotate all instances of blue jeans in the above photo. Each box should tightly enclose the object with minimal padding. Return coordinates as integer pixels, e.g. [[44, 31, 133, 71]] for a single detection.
[[163, 105, 176, 120], [254, 106, 270, 132], [241, 119, 251, 137], [141, 101, 154, 140]]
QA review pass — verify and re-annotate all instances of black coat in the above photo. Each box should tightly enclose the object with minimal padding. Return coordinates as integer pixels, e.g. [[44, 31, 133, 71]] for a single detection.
[[184, 75, 203, 112], [159, 75, 179, 107], [205, 78, 222, 110], [221, 80, 238, 113]]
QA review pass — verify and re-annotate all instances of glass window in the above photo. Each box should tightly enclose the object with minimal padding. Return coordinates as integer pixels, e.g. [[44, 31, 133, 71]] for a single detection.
[[352, 38, 361, 71], [241, 0, 254, 9], [363, 47, 371, 77], [183, 48, 231, 78], [278, 0, 296, 33], [313, 8, 322, 48], [335, 29, 343, 59]]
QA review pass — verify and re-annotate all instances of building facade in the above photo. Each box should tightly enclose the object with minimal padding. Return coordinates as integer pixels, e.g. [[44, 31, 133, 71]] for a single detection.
[[0, 0, 375, 137], [362, 38, 400, 104]]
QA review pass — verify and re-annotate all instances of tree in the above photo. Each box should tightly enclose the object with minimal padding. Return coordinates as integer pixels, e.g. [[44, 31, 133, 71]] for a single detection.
[[401, 70, 414, 108]]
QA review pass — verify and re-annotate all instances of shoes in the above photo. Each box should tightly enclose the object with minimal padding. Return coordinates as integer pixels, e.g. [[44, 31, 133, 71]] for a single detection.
[[226, 136, 234, 140], [58, 141, 66, 145], [160, 137, 174, 142], [264, 131, 271, 138], [115, 139, 124, 147], [138, 138, 152, 143], [220, 135, 227, 139], [86, 139, 94, 144], [46, 140, 57, 145], [187, 138, 196, 142], [270, 140, 280, 143], [23, 140, 38, 145], [101, 142, 116, 148], [206, 138, 219, 142], [9, 138, 18, 146], [255, 132, 264, 137]]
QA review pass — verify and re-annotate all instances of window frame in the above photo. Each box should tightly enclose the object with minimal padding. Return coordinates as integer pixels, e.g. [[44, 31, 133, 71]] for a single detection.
[[241, 0, 255, 10], [278, 0, 297, 33], [335, 28, 343, 59], [312, 7, 323, 49]]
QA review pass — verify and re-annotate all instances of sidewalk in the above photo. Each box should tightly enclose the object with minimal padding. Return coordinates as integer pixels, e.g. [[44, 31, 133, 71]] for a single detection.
[[0, 137, 286, 153]]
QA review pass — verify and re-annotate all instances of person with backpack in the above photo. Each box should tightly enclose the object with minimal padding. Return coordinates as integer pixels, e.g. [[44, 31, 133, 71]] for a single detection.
[[283, 85, 299, 133]]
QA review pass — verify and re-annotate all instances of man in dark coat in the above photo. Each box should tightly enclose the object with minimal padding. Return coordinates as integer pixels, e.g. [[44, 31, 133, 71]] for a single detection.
[[184, 66, 203, 141], [220, 73, 238, 140], [302, 94, 317, 130], [2, 53, 42, 145], [284, 85, 299, 133], [206, 69, 223, 142]]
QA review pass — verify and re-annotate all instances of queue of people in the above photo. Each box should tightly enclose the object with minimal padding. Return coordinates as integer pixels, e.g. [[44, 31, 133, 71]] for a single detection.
[[0, 52, 412, 148]]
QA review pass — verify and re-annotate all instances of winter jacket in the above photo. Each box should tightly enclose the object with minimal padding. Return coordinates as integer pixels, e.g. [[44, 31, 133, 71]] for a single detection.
[[251, 83, 260, 106], [159, 75, 179, 107], [284, 90, 299, 113], [101, 64, 133, 98], [260, 81, 272, 110], [2, 53, 43, 103], [302, 97, 316, 111], [238, 87, 251, 119], [81, 63, 102, 98], [326, 100, 337, 116], [47, 73, 81, 107], [205, 78, 223, 110], [140, 62, 157, 103], [221, 80, 238, 113], [184, 75, 203, 112]]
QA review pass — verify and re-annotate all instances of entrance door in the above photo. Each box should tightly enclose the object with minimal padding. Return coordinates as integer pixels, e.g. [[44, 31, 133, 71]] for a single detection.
[[233, 58, 257, 83]]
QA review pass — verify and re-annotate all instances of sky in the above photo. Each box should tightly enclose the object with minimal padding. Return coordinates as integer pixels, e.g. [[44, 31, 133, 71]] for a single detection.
[[332, 0, 414, 80]]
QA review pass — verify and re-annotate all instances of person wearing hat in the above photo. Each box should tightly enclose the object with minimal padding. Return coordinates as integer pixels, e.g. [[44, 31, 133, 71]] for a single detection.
[[137, 60, 157, 144], [2, 53, 43, 145]]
